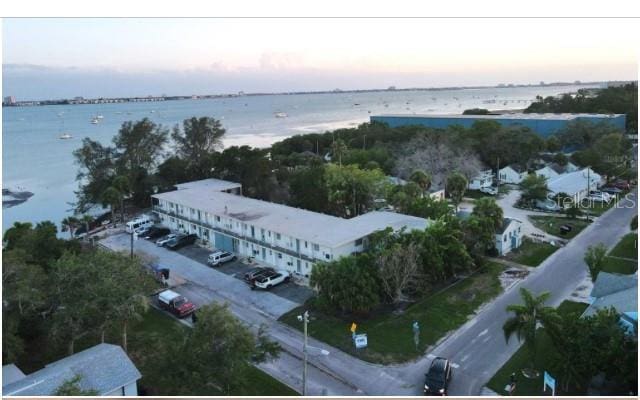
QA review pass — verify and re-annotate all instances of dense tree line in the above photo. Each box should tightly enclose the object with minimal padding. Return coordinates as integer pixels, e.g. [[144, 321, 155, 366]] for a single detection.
[[2, 222, 279, 395], [525, 83, 638, 132]]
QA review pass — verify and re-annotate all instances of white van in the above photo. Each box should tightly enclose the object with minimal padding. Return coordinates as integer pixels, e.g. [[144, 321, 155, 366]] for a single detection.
[[125, 215, 153, 233]]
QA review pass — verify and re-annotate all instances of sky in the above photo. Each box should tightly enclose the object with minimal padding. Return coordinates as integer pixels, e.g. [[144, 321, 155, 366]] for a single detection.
[[2, 18, 639, 100]]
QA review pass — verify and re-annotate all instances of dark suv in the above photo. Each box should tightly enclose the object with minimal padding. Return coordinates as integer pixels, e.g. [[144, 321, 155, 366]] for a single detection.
[[143, 227, 170, 240], [166, 234, 198, 250], [424, 357, 452, 396]]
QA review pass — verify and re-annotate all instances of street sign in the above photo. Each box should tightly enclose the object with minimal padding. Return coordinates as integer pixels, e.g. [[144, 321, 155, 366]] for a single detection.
[[543, 371, 556, 396], [350, 322, 357, 333], [354, 333, 368, 349]]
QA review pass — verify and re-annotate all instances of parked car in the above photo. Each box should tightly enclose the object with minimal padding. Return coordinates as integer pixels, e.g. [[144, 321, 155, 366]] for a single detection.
[[601, 187, 623, 195], [587, 193, 611, 203], [244, 267, 276, 285], [424, 357, 452, 396], [157, 289, 196, 318], [589, 190, 612, 201], [166, 234, 198, 250], [251, 270, 291, 290], [143, 227, 170, 240], [479, 186, 498, 196], [207, 251, 236, 266], [125, 215, 153, 233], [560, 224, 573, 235], [134, 226, 151, 236], [156, 233, 178, 246]]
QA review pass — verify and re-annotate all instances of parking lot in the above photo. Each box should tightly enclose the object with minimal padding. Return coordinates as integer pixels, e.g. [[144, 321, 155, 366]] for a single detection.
[[99, 232, 313, 317]]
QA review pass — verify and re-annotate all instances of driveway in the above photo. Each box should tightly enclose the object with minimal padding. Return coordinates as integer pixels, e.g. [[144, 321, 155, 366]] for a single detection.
[[496, 189, 564, 242], [99, 234, 309, 318]]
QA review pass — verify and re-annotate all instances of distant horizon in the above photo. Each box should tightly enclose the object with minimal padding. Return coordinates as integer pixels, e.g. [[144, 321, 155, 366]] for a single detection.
[[4, 18, 638, 100], [2, 74, 634, 103]]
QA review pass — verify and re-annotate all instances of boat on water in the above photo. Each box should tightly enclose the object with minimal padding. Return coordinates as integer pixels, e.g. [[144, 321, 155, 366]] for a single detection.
[[59, 133, 73, 140], [96, 114, 104, 119], [274, 112, 288, 118], [91, 118, 99, 124]]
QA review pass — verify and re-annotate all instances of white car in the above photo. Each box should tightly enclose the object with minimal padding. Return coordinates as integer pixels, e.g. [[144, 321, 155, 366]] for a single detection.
[[156, 233, 178, 246], [251, 270, 291, 290], [589, 191, 612, 202], [207, 251, 236, 266], [480, 186, 498, 195]]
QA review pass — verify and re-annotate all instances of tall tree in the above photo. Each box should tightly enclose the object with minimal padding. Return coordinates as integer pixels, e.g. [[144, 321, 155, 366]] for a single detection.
[[584, 243, 608, 282], [503, 288, 560, 371], [409, 169, 432, 193], [325, 164, 388, 217], [172, 117, 225, 178], [112, 175, 131, 224], [375, 242, 421, 303], [61, 216, 80, 239], [519, 174, 549, 206], [144, 303, 280, 395], [101, 187, 121, 227], [446, 172, 468, 212], [53, 375, 99, 396], [72, 138, 116, 212]]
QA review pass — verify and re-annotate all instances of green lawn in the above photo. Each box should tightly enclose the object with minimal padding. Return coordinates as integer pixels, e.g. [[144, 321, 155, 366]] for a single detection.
[[486, 301, 589, 396], [608, 233, 637, 259], [507, 238, 559, 267], [279, 263, 504, 364], [465, 190, 492, 199], [528, 216, 591, 240], [601, 256, 638, 275]]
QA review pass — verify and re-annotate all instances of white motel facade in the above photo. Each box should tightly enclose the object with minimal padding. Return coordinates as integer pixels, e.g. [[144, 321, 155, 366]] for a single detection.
[[152, 179, 430, 279]]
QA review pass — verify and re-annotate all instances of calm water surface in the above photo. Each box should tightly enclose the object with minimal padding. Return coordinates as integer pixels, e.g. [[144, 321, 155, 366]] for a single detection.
[[2, 84, 595, 232]]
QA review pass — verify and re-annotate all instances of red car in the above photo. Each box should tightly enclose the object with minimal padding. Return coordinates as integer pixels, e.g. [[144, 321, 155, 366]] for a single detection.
[[158, 290, 196, 318], [614, 181, 631, 190]]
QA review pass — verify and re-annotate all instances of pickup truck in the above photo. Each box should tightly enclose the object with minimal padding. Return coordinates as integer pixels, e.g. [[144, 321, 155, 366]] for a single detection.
[[157, 289, 196, 318], [251, 270, 291, 290]]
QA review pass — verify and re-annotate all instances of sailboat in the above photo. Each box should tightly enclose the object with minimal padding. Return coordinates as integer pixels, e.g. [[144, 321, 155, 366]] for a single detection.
[[58, 116, 73, 139]]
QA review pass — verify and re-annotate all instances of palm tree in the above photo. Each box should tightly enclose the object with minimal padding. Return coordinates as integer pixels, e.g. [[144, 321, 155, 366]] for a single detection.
[[331, 139, 347, 166], [101, 187, 121, 227], [112, 176, 130, 225], [503, 288, 560, 374], [409, 169, 432, 195], [61, 216, 80, 239], [80, 215, 94, 240]]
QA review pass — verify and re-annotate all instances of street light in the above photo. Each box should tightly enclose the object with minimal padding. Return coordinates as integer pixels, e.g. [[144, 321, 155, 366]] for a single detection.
[[297, 310, 310, 395]]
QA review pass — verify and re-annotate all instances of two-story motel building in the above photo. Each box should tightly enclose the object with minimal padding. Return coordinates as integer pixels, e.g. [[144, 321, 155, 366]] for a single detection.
[[152, 179, 430, 279]]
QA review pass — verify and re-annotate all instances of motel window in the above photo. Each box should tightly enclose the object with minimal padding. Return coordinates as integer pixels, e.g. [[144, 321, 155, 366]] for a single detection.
[[170, 217, 175, 223], [277, 253, 282, 259], [305, 241, 308, 248], [325, 254, 331, 260], [355, 238, 363, 246], [276, 233, 281, 240], [216, 216, 221, 222], [313, 243, 320, 251]]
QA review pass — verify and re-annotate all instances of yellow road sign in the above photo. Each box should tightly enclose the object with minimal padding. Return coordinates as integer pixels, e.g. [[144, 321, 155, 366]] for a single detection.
[[350, 322, 357, 333]]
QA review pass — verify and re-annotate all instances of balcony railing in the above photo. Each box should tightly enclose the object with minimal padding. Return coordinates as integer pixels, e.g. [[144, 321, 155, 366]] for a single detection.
[[153, 206, 318, 262]]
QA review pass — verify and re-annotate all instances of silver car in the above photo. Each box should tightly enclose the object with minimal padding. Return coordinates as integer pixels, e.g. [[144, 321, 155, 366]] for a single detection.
[[156, 233, 178, 246]]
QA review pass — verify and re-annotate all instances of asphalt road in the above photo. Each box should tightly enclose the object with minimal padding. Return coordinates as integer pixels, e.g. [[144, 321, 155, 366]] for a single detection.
[[401, 190, 638, 395], [99, 191, 636, 396]]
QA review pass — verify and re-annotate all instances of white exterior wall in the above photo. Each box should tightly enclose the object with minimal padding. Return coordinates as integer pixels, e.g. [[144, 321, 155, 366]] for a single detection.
[[152, 199, 349, 280], [495, 221, 523, 256], [498, 167, 526, 184], [535, 166, 558, 180]]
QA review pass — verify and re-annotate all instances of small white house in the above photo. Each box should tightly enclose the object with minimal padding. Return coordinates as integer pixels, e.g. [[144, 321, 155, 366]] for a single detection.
[[468, 170, 493, 190], [428, 188, 446, 201], [547, 168, 602, 203], [495, 218, 523, 256], [498, 165, 527, 184], [534, 165, 560, 180]]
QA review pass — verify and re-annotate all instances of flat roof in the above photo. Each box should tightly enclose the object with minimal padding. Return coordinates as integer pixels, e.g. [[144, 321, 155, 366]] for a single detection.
[[372, 113, 624, 121], [153, 188, 429, 248], [547, 168, 601, 195], [174, 178, 242, 192]]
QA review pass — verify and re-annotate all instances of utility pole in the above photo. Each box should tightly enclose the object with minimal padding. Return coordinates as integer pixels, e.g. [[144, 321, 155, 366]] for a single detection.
[[298, 310, 310, 395], [130, 231, 134, 259], [496, 157, 500, 193]]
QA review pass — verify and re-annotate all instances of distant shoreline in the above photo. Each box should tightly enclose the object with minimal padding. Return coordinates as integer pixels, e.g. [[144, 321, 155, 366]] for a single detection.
[[2, 81, 608, 108]]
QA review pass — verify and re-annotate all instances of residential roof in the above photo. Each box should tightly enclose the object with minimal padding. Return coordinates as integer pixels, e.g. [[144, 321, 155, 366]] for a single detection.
[[153, 187, 430, 248], [174, 178, 242, 192], [583, 272, 638, 318], [2, 344, 141, 396], [590, 272, 638, 298], [497, 217, 522, 235], [2, 365, 26, 386], [547, 168, 601, 196], [501, 164, 525, 173], [373, 113, 625, 121]]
